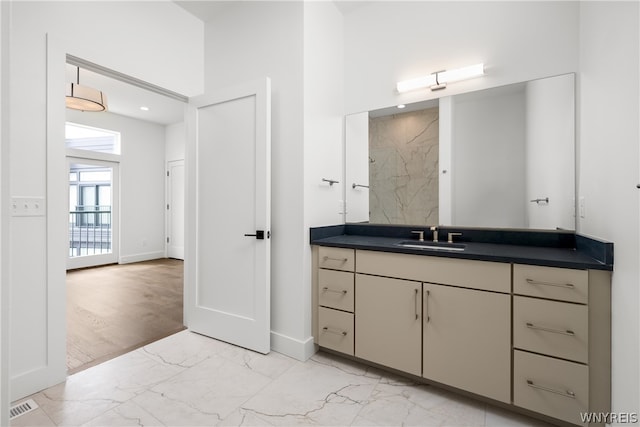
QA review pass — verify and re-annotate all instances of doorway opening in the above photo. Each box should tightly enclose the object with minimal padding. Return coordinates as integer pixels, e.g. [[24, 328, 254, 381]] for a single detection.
[[63, 59, 187, 374]]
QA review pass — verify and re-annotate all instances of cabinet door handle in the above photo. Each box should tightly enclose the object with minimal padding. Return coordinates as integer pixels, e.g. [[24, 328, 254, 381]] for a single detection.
[[322, 256, 348, 263], [322, 287, 347, 295], [322, 326, 347, 336], [424, 289, 430, 323], [526, 380, 576, 399], [414, 288, 419, 320], [526, 322, 575, 336], [526, 278, 575, 289]]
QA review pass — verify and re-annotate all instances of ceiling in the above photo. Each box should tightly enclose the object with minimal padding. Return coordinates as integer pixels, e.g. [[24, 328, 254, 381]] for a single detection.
[[175, 0, 370, 22], [65, 64, 186, 126], [68, 1, 371, 126]]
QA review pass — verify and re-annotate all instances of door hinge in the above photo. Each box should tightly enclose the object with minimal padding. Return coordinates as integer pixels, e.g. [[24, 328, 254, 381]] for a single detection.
[[167, 171, 170, 177], [167, 237, 170, 243], [167, 204, 170, 210]]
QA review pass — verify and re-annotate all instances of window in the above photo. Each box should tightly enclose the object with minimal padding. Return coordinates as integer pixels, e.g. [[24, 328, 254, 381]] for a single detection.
[[65, 122, 121, 155]]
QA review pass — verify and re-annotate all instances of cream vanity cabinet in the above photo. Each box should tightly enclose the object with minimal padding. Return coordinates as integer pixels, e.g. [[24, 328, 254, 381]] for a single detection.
[[316, 247, 355, 355], [512, 264, 611, 426], [312, 245, 611, 426], [355, 274, 422, 376], [423, 283, 511, 403], [354, 250, 511, 403]]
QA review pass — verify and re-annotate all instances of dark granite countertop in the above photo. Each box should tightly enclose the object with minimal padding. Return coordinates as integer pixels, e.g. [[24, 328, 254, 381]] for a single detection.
[[310, 225, 613, 271]]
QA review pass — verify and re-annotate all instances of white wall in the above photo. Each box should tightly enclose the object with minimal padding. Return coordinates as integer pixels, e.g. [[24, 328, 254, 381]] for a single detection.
[[343, 1, 579, 114], [303, 2, 344, 228], [67, 110, 168, 264], [343, 0, 639, 414], [166, 122, 186, 162], [8, 1, 203, 399], [303, 1, 345, 354], [204, 2, 309, 358], [452, 87, 526, 228], [578, 1, 640, 415]]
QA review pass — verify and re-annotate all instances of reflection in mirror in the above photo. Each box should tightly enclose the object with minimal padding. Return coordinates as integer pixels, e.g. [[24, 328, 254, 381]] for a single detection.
[[345, 73, 575, 231]]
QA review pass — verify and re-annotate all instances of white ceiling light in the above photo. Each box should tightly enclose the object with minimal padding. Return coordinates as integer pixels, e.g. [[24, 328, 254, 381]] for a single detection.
[[65, 66, 108, 112], [396, 63, 485, 93]]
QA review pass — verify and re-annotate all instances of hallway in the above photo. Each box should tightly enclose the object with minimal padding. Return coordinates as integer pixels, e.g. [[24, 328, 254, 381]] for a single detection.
[[66, 258, 184, 374]]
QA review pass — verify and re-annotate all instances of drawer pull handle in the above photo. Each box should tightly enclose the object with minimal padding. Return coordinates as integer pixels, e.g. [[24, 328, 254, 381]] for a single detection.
[[322, 287, 347, 295], [322, 256, 348, 263], [526, 322, 575, 336], [526, 278, 575, 289], [322, 327, 347, 336], [526, 380, 576, 399]]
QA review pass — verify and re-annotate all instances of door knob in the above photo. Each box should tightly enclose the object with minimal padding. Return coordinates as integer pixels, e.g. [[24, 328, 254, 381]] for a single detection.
[[244, 230, 269, 240]]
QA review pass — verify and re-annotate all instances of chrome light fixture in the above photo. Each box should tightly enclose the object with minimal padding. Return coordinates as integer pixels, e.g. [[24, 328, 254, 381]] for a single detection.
[[396, 63, 485, 93], [65, 66, 108, 112]]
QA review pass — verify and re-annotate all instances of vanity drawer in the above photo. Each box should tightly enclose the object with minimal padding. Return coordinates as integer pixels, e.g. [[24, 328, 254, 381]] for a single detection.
[[356, 250, 510, 293], [318, 247, 355, 272], [514, 264, 588, 304], [318, 307, 354, 355], [318, 269, 354, 312], [514, 350, 589, 426], [514, 296, 588, 363]]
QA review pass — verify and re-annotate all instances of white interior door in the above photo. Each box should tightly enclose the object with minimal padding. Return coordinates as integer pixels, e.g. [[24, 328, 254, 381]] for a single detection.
[[186, 78, 271, 354], [167, 160, 185, 260]]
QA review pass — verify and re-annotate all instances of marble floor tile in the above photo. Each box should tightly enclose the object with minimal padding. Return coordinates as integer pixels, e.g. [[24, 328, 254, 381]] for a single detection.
[[81, 401, 164, 427], [132, 354, 274, 426], [140, 329, 233, 368], [353, 375, 464, 426], [33, 350, 183, 426], [485, 404, 555, 427], [9, 407, 56, 427], [12, 331, 552, 427], [232, 353, 380, 426]]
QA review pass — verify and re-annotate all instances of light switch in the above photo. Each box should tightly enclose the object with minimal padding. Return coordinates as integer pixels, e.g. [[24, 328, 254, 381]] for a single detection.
[[11, 197, 46, 217]]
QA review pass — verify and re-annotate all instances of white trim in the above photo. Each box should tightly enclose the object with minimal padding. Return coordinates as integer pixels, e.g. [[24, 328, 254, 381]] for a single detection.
[[119, 251, 166, 265], [65, 148, 121, 163], [0, 1, 11, 423], [270, 331, 316, 361]]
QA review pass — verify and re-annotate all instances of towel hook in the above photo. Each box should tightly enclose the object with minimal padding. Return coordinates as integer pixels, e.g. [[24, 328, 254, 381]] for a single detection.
[[530, 197, 549, 204], [322, 178, 339, 186]]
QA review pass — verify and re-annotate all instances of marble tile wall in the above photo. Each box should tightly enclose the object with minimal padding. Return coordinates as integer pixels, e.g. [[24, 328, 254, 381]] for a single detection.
[[369, 108, 439, 225]]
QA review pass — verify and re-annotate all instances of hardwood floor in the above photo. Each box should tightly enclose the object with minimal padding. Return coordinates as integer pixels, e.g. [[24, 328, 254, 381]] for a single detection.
[[66, 258, 185, 375]]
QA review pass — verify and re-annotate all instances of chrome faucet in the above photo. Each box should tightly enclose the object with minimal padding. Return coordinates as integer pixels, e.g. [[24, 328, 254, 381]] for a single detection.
[[430, 226, 438, 242], [411, 230, 425, 242], [448, 232, 463, 243]]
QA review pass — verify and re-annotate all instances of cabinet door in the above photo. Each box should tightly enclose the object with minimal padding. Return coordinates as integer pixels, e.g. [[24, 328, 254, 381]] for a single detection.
[[423, 284, 511, 403], [355, 274, 422, 376]]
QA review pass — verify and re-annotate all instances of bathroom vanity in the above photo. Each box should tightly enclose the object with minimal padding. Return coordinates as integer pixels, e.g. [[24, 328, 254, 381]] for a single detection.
[[310, 224, 613, 427]]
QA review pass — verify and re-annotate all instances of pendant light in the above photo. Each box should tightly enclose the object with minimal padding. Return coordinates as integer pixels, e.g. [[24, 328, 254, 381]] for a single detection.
[[65, 66, 108, 112]]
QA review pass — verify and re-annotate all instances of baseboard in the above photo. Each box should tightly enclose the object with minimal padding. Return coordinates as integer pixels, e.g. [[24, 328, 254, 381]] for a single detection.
[[119, 251, 166, 264], [10, 365, 65, 403], [270, 331, 316, 361]]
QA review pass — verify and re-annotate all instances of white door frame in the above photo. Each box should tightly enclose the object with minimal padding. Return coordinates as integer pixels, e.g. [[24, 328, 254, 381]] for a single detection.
[[166, 159, 185, 260], [16, 35, 188, 402]]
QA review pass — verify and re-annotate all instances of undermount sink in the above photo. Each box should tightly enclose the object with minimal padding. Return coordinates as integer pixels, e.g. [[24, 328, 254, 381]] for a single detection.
[[396, 240, 466, 251]]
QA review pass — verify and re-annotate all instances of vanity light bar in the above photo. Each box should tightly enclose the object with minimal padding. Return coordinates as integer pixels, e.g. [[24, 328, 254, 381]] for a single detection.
[[396, 63, 485, 93]]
